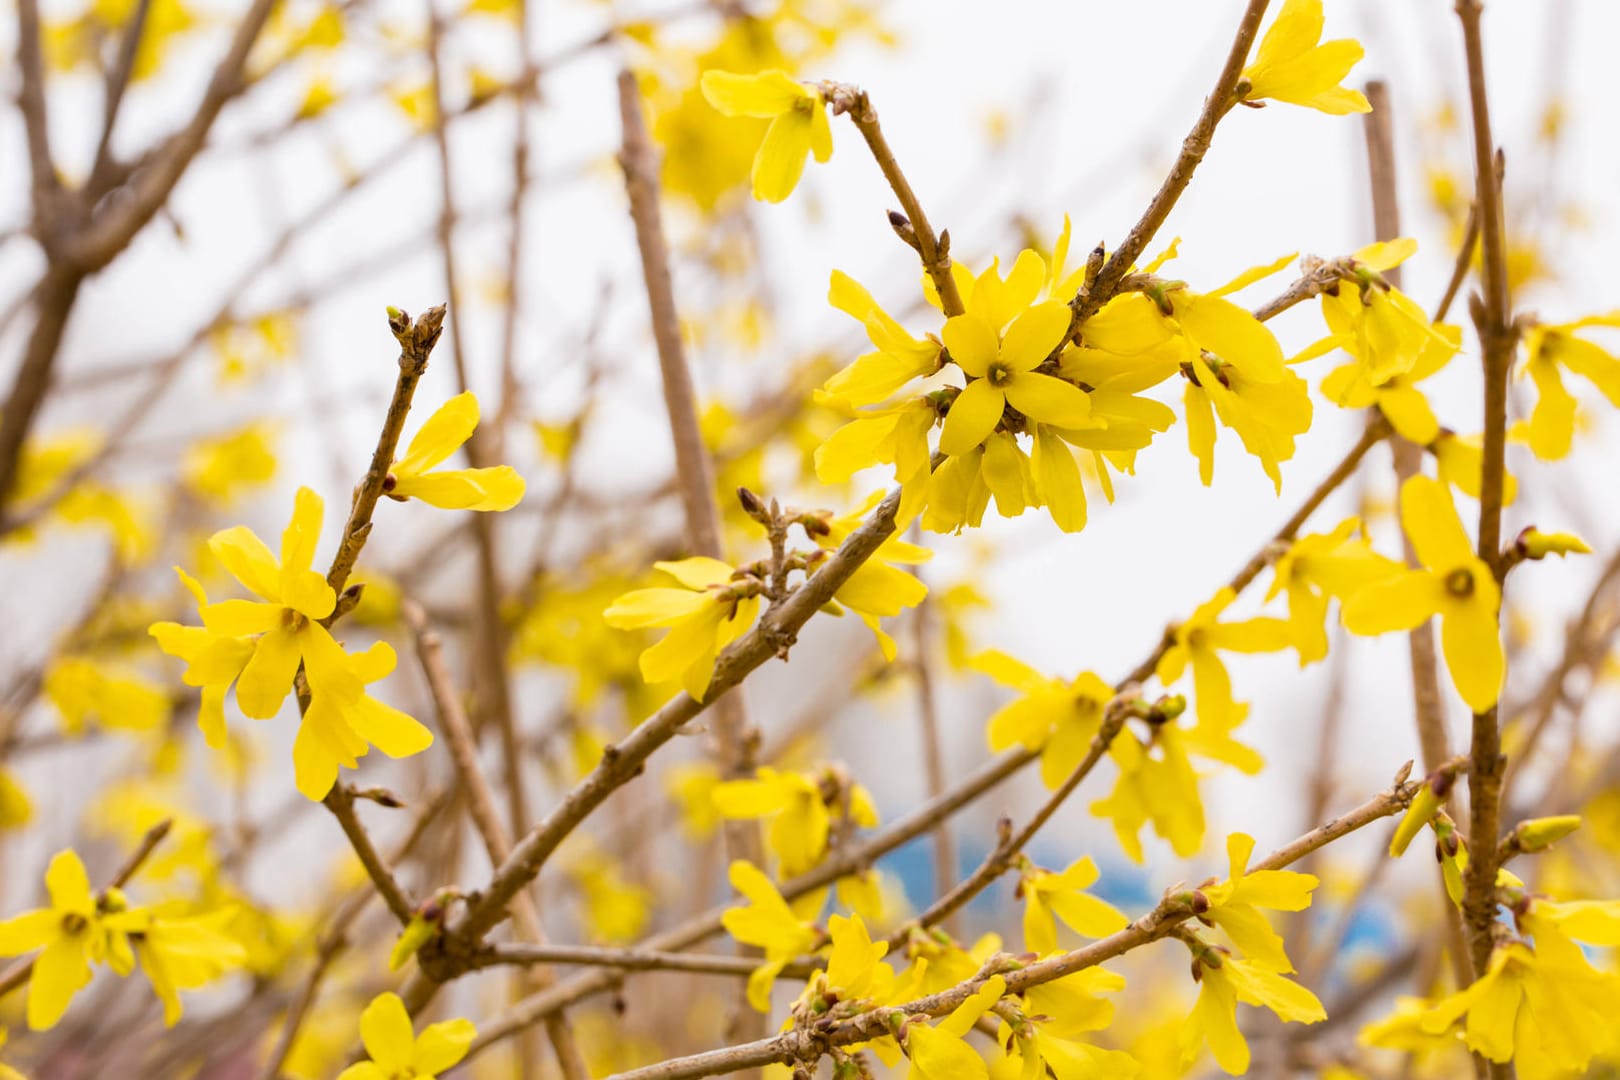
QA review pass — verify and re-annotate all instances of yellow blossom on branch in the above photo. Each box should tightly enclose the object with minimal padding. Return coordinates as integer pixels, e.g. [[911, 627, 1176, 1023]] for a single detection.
[[1265, 518, 1402, 665], [0, 850, 140, 1030], [712, 765, 878, 877], [700, 70, 832, 203], [902, 974, 1006, 1080], [719, 860, 825, 1011], [1519, 312, 1620, 460], [1342, 476, 1505, 712], [603, 557, 762, 700], [1019, 856, 1129, 954], [386, 392, 524, 511], [971, 649, 1114, 789], [1158, 586, 1293, 731], [337, 991, 475, 1080], [1198, 832, 1318, 973], [292, 641, 434, 801], [1239, 0, 1370, 114], [1180, 945, 1325, 1074], [822, 271, 942, 406]]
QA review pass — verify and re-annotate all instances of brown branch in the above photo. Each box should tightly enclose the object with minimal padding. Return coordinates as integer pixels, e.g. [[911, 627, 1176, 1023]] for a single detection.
[[1455, 0, 1516, 985], [324, 305, 445, 597], [463, 747, 1038, 1059], [86, 0, 154, 192], [835, 90, 964, 317], [603, 773, 1421, 1080], [15, 0, 58, 214], [403, 600, 589, 1080], [255, 790, 445, 1080], [480, 944, 819, 981], [60, 0, 280, 271], [1072, 0, 1273, 324], [450, 481, 909, 946], [1434, 202, 1481, 324], [888, 704, 1127, 947], [320, 783, 415, 925]]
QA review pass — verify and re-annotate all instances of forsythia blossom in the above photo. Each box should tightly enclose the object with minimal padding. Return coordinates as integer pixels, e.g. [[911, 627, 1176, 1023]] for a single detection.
[[337, 992, 476, 1080], [700, 70, 832, 203], [1343, 476, 1505, 712]]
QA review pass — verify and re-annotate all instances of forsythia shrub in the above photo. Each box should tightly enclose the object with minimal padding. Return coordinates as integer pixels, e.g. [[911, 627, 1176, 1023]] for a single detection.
[[1, 0, 1619, 1078]]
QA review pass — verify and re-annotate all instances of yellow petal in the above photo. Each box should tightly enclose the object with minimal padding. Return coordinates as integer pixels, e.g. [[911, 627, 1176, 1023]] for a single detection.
[[700, 69, 805, 118], [395, 392, 478, 478], [939, 379, 1006, 456]]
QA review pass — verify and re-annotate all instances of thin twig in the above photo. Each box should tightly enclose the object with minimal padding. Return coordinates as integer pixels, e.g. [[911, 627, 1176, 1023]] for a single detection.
[[480, 944, 819, 981], [1072, 0, 1273, 324]]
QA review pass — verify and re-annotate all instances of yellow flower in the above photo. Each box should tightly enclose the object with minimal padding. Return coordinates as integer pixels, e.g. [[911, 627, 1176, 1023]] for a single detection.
[[822, 495, 931, 660], [1239, 0, 1371, 114], [1199, 833, 1318, 973], [1414, 941, 1619, 1076], [1180, 948, 1325, 1074], [189, 487, 352, 720], [666, 761, 723, 839], [1265, 518, 1402, 665], [1343, 476, 1505, 712], [700, 69, 832, 203], [1316, 294, 1459, 444], [1019, 857, 1128, 954], [1158, 587, 1292, 731], [337, 992, 475, 1080], [387, 392, 524, 511], [823, 271, 942, 406], [938, 301, 1094, 456], [996, 968, 1136, 1079], [1519, 312, 1620, 460], [0, 850, 140, 1030], [42, 657, 170, 736], [1091, 723, 1204, 862], [719, 861, 825, 1011], [903, 975, 1006, 1080], [814, 398, 935, 529], [182, 424, 278, 506], [292, 641, 434, 801], [149, 568, 257, 748], [811, 912, 895, 1006], [126, 908, 246, 1026], [1433, 429, 1517, 506], [971, 649, 1114, 789], [1303, 240, 1457, 387], [604, 557, 762, 700], [714, 766, 878, 878]]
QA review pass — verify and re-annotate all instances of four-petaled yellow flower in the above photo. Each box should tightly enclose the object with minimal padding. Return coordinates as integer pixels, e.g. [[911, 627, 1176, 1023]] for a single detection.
[[292, 641, 435, 801], [386, 392, 524, 511], [972, 649, 1114, 789], [1519, 312, 1620, 460], [903, 975, 1006, 1080], [1265, 518, 1402, 665], [823, 270, 942, 406], [939, 300, 1093, 456], [149, 568, 257, 747], [125, 908, 246, 1026], [1198, 832, 1318, 973], [1343, 476, 1504, 712], [1411, 941, 1619, 1076], [700, 70, 832, 203], [337, 991, 476, 1080], [603, 557, 761, 700], [1158, 586, 1292, 731], [1239, 0, 1371, 114], [712, 765, 878, 878], [191, 487, 350, 719], [1019, 856, 1129, 954], [719, 861, 825, 1011], [1181, 947, 1325, 1075], [0, 850, 137, 1030]]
